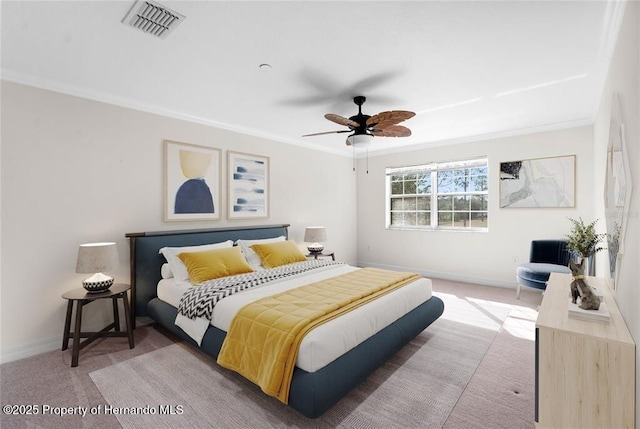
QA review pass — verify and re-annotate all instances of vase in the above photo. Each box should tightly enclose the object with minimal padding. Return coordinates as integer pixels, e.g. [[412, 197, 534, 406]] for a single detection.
[[587, 254, 596, 276], [575, 254, 596, 277]]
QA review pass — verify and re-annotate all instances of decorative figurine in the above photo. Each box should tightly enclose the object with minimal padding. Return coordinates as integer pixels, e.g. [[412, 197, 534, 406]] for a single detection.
[[569, 259, 600, 310]]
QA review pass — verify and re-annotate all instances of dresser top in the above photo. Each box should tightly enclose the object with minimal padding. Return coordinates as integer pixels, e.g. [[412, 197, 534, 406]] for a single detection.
[[536, 273, 634, 346]]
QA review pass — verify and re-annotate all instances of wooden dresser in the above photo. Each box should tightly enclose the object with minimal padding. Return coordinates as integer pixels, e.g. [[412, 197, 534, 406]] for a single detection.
[[535, 273, 635, 428]]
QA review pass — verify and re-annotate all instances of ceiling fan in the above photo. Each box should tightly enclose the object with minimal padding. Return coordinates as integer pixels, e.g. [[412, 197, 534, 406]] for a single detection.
[[302, 96, 415, 146]]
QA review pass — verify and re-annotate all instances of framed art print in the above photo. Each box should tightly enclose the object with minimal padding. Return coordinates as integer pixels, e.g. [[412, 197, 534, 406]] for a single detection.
[[164, 140, 221, 221], [604, 94, 633, 287], [227, 151, 269, 219], [499, 155, 575, 208]]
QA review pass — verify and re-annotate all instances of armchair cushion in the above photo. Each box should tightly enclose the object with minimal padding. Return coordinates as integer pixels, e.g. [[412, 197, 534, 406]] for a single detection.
[[517, 263, 571, 288]]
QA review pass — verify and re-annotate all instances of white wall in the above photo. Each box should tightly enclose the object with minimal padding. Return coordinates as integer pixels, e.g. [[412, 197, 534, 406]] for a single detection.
[[592, 2, 640, 426], [0, 81, 357, 362], [355, 2, 639, 423], [356, 125, 595, 287]]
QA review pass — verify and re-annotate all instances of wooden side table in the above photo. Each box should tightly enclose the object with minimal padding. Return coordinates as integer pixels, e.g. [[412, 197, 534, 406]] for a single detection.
[[306, 250, 335, 261], [61, 283, 134, 367]]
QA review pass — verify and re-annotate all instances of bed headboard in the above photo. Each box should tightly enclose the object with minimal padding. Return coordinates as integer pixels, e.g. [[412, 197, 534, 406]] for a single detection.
[[125, 224, 289, 326]]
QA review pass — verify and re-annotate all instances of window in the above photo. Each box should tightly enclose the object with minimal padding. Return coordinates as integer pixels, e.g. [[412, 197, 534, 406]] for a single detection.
[[386, 158, 488, 230]]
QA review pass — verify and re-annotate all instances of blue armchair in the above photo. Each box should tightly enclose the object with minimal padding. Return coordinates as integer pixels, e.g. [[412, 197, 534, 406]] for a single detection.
[[516, 240, 571, 298]]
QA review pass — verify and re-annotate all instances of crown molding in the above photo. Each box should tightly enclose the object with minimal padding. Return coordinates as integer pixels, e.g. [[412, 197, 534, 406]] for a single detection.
[[1, 69, 597, 160], [0, 70, 349, 157], [364, 117, 595, 158]]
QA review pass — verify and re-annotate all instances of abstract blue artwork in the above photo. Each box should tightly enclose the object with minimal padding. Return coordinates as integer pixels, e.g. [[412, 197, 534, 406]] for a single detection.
[[165, 140, 221, 221], [228, 151, 269, 219]]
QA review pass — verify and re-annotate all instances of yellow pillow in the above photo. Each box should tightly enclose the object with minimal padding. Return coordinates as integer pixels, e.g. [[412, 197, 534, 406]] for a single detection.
[[250, 240, 307, 269], [177, 246, 254, 284]]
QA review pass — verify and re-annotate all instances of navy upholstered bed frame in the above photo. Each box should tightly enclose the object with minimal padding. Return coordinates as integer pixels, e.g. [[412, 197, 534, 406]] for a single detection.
[[126, 224, 444, 418]]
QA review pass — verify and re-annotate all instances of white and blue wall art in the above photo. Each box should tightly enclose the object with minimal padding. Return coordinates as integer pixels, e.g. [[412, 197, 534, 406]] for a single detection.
[[499, 155, 575, 208], [164, 140, 221, 221], [227, 151, 269, 219], [604, 94, 632, 288]]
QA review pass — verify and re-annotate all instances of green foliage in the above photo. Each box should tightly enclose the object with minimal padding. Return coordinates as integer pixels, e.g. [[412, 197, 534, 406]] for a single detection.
[[565, 217, 606, 258]]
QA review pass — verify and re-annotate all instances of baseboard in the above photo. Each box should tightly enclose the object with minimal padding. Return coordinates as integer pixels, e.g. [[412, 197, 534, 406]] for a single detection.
[[357, 261, 515, 289], [1, 335, 61, 365], [0, 315, 148, 365]]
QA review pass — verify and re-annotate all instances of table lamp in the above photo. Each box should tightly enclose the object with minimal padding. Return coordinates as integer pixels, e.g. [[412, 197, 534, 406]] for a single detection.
[[304, 226, 327, 253], [76, 242, 119, 293]]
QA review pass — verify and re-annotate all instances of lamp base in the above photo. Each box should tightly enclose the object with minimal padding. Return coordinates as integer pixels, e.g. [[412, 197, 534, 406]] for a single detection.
[[82, 273, 114, 293], [307, 244, 324, 253]]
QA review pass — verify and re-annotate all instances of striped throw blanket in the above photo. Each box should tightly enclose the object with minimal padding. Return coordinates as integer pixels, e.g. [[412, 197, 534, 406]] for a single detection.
[[178, 259, 345, 321]]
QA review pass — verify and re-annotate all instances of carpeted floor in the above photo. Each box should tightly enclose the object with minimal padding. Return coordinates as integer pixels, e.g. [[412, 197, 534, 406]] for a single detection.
[[0, 279, 541, 429], [89, 316, 503, 428]]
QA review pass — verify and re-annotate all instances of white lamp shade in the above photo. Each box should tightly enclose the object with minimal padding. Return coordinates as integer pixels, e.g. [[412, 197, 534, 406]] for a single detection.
[[304, 227, 327, 243], [76, 242, 119, 274], [346, 134, 374, 147]]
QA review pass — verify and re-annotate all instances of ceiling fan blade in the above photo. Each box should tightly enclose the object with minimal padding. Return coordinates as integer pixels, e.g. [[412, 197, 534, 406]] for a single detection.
[[370, 120, 399, 130], [351, 71, 402, 94], [366, 110, 416, 127], [279, 94, 337, 107], [372, 125, 412, 137], [302, 130, 352, 137], [325, 113, 360, 128]]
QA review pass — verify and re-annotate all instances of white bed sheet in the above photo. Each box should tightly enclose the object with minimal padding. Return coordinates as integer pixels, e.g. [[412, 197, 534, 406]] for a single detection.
[[157, 265, 432, 373]]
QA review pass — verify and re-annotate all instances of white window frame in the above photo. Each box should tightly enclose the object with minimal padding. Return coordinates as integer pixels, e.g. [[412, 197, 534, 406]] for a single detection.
[[386, 157, 488, 231]]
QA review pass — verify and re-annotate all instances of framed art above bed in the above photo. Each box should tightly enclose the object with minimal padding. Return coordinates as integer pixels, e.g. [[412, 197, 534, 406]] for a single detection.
[[227, 151, 269, 219], [164, 140, 221, 221]]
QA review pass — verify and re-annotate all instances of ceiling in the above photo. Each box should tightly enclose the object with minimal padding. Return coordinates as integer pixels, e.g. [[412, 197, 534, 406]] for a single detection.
[[0, 1, 624, 156]]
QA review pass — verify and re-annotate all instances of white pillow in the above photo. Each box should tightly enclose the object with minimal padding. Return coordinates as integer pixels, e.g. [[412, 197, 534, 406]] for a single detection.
[[236, 236, 286, 268], [159, 240, 233, 282], [160, 263, 173, 279]]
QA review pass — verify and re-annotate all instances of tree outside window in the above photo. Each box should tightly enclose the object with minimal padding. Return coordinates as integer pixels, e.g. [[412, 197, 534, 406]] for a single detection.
[[386, 158, 488, 230]]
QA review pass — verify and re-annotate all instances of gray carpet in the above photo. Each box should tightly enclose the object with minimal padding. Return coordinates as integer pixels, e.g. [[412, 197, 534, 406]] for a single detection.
[[443, 329, 535, 429], [89, 300, 511, 429], [1, 281, 538, 429], [0, 323, 178, 429]]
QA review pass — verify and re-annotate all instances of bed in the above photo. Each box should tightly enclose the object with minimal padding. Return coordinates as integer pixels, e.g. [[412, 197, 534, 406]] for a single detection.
[[126, 224, 444, 418]]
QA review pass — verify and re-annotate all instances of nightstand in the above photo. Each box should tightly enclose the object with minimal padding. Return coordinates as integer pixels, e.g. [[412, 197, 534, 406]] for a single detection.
[[306, 250, 335, 261], [61, 283, 134, 367]]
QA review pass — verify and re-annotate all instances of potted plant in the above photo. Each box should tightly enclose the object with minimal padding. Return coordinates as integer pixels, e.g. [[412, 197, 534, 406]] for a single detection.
[[565, 217, 606, 275]]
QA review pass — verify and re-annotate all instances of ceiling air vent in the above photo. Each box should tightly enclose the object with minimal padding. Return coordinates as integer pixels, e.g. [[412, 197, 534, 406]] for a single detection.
[[122, 1, 185, 39]]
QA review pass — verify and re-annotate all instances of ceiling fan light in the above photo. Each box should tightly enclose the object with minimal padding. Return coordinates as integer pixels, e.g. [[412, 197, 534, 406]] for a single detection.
[[346, 134, 374, 147]]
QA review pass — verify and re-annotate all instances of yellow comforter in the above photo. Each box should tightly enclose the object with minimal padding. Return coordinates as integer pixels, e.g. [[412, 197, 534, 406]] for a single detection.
[[216, 267, 421, 403]]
